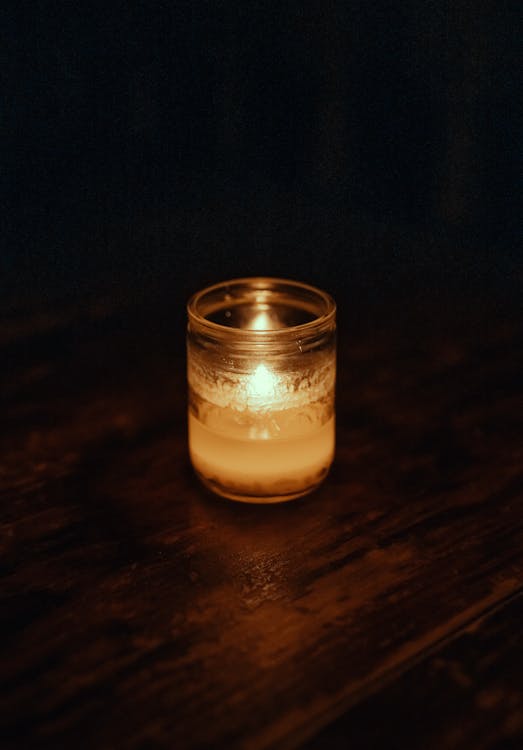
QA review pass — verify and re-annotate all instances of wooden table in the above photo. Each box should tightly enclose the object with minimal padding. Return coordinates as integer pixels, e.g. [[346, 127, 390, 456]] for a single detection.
[[1, 292, 522, 749]]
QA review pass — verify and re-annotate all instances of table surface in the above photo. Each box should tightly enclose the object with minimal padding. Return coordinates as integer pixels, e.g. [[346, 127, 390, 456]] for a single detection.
[[1, 293, 522, 749]]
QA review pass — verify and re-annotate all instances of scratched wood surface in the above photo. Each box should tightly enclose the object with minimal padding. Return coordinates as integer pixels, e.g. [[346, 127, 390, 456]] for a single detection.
[[0, 293, 522, 749]]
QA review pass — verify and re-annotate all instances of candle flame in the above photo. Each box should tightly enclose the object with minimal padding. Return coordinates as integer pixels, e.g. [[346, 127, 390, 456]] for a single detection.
[[247, 363, 278, 401]]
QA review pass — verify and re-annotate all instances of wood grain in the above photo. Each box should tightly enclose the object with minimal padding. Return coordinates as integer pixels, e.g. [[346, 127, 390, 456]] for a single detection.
[[0, 297, 521, 749], [304, 591, 523, 749]]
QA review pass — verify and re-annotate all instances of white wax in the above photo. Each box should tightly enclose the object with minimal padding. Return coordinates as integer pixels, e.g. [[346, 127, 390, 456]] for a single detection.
[[189, 411, 335, 502]]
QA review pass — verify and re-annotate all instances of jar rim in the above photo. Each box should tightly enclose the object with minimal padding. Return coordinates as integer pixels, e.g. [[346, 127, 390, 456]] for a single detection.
[[187, 277, 336, 340]]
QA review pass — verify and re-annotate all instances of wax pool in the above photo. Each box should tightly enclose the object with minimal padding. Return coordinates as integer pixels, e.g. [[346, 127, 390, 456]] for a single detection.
[[189, 411, 334, 502]]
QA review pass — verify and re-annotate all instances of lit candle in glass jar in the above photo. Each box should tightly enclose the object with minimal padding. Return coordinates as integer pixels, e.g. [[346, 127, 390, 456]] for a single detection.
[[187, 278, 336, 503]]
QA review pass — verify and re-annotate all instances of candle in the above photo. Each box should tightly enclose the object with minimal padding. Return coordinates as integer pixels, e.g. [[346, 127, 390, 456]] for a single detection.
[[187, 278, 336, 503]]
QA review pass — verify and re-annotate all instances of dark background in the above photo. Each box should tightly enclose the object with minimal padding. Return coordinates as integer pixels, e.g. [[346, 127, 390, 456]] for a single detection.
[[3, 1, 520, 312], [1, 7, 522, 748]]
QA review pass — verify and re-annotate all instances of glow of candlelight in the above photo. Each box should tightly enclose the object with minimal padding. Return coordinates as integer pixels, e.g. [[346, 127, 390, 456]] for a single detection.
[[251, 310, 271, 330], [247, 308, 279, 331], [246, 363, 278, 402]]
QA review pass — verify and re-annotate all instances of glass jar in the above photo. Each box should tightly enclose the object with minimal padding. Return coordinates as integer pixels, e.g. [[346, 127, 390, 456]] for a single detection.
[[187, 277, 336, 503]]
